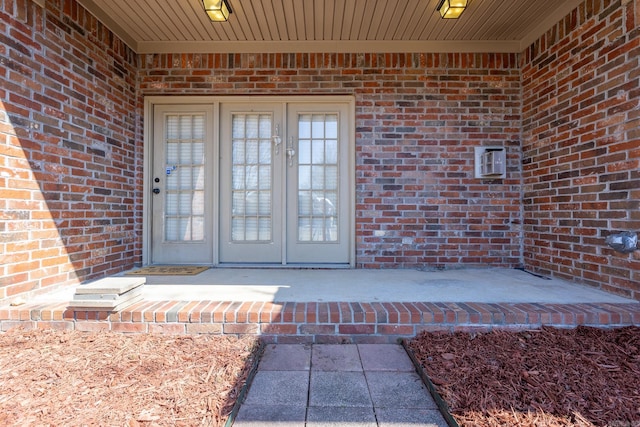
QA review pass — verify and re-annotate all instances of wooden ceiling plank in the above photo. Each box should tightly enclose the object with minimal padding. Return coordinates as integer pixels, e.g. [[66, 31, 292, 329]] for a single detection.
[[322, 0, 334, 40], [293, 0, 307, 40], [226, 0, 254, 41], [386, 0, 414, 40], [139, 0, 188, 41], [333, 0, 347, 40], [396, 0, 429, 40], [366, 0, 387, 40], [346, 0, 361, 40], [242, 0, 267, 41], [260, 0, 283, 41], [450, 0, 511, 40], [353, 0, 374, 40], [253, 0, 275, 41], [269, 0, 289, 40], [375, 1, 397, 40], [102, 1, 157, 41], [494, 1, 549, 40], [340, 0, 357, 40], [314, 0, 324, 40], [78, 0, 581, 52], [415, 0, 447, 40], [304, 0, 316, 41], [280, 0, 298, 40], [164, 0, 205, 41], [211, 14, 240, 41]]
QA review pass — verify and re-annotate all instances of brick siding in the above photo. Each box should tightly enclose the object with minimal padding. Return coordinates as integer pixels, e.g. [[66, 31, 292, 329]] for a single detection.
[[139, 53, 523, 269], [1, 0, 638, 303], [521, 0, 640, 300], [0, 0, 140, 302]]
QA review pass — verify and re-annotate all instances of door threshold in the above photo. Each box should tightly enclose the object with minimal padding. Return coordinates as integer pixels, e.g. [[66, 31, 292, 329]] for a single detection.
[[216, 263, 352, 270]]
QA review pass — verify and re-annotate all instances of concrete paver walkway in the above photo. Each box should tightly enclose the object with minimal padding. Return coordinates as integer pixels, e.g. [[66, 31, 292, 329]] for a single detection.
[[233, 344, 448, 427]]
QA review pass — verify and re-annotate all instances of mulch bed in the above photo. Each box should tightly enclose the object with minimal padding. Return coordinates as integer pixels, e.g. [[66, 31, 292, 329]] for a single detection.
[[408, 326, 640, 427], [0, 329, 260, 426]]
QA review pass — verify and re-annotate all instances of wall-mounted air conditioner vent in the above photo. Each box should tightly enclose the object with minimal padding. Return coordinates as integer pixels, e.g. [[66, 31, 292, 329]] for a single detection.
[[474, 146, 506, 179]]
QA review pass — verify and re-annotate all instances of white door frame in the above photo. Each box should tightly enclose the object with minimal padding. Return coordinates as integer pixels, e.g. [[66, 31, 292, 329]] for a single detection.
[[143, 95, 356, 267]]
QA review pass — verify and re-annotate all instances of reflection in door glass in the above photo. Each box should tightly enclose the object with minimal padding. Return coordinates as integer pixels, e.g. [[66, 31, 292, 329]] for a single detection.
[[164, 114, 205, 241], [231, 114, 272, 242], [297, 114, 338, 242]]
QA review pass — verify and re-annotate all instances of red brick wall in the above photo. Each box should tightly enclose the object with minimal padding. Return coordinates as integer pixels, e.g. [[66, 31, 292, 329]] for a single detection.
[[521, 0, 640, 299], [0, 0, 140, 302], [139, 53, 523, 268], [4, 0, 637, 303]]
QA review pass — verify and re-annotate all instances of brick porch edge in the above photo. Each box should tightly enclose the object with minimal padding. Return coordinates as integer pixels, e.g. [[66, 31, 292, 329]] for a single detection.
[[2, 301, 639, 343]]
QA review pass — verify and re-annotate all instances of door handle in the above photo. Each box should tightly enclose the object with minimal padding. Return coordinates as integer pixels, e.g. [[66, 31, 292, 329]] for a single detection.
[[286, 136, 296, 167], [153, 188, 160, 194], [272, 124, 282, 154]]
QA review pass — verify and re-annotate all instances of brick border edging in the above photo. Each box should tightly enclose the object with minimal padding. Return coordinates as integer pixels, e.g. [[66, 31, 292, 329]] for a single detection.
[[1, 301, 639, 343]]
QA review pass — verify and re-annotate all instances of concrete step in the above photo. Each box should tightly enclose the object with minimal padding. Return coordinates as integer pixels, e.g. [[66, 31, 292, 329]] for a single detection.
[[69, 277, 145, 312]]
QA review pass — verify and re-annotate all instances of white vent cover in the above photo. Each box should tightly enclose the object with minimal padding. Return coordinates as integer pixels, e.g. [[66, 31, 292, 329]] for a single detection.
[[474, 146, 506, 178]]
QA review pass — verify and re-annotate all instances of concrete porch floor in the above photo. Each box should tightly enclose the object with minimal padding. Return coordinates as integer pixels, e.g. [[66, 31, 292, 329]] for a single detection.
[[137, 267, 634, 304], [2, 267, 639, 342], [26, 267, 637, 304]]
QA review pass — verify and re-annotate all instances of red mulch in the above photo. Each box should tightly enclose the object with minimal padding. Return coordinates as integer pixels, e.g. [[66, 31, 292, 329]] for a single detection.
[[0, 329, 260, 426], [408, 326, 640, 427]]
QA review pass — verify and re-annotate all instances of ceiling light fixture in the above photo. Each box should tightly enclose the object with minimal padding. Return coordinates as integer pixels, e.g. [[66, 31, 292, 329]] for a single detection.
[[202, 0, 232, 22], [437, 0, 468, 19]]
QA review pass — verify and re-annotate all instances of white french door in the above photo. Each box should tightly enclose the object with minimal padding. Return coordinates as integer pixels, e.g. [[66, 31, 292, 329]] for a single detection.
[[286, 104, 350, 263], [219, 103, 284, 262], [219, 102, 351, 264], [151, 104, 214, 264], [148, 97, 353, 266]]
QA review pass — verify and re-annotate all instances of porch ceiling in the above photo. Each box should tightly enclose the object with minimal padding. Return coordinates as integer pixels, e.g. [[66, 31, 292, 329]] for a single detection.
[[76, 0, 583, 54]]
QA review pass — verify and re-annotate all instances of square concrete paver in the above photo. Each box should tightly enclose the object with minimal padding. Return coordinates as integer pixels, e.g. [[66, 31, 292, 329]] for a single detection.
[[234, 344, 449, 426], [234, 404, 306, 427], [358, 344, 415, 372], [309, 371, 372, 407], [306, 406, 377, 426], [243, 371, 309, 406], [312, 344, 362, 371], [365, 371, 437, 409], [259, 344, 311, 371], [376, 408, 448, 427]]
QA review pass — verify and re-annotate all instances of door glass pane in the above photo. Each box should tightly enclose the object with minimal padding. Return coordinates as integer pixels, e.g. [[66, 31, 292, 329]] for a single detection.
[[298, 140, 311, 164], [231, 113, 272, 242], [164, 114, 205, 242], [297, 113, 339, 242]]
